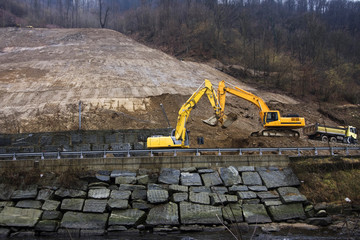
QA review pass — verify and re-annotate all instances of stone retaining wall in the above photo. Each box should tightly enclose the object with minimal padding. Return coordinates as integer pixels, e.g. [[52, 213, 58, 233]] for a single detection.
[[0, 166, 328, 238], [0, 129, 172, 153]]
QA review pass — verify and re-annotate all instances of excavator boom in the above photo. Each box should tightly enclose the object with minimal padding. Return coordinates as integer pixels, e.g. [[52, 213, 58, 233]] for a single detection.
[[147, 79, 221, 148]]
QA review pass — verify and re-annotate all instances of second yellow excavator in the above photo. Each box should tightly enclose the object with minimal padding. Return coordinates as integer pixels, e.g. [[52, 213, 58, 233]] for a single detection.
[[205, 80, 305, 137], [147, 79, 222, 148]]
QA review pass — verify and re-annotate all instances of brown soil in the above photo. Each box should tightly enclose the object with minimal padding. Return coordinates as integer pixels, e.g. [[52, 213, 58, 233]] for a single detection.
[[0, 27, 359, 149]]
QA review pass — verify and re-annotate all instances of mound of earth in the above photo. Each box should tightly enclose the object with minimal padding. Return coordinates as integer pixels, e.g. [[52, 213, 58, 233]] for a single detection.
[[0, 27, 358, 148]]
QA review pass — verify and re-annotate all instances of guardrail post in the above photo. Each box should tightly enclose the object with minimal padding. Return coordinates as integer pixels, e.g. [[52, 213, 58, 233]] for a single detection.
[[346, 147, 349, 156], [331, 147, 334, 156], [259, 148, 262, 156], [174, 150, 177, 157], [57, 152, 61, 159], [103, 150, 106, 158], [41, 153, 44, 160], [218, 149, 221, 156], [80, 151, 83, 159], [314, 148, 318, 155], [196, 149, 200, 156], [12, 153, 16, 161], [150, 150, 154, 157], [278, 148, 282, 155], [127, 150, 131, 158], [239, 149, 242, 155], [297, 149, 301, 156]]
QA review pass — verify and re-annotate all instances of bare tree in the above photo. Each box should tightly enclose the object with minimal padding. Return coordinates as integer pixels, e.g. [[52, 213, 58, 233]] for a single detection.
[[99, 0, 110, 28]]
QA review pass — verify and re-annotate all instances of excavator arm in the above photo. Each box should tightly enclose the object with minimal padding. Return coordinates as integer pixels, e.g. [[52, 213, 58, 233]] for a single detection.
[[147, 79, 221, 148]]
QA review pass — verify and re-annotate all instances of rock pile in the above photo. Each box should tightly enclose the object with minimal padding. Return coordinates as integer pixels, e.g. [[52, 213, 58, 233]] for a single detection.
[[0, 166, 327, 237]]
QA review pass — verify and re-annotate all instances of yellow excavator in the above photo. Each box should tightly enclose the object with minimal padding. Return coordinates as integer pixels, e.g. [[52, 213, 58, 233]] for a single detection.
[[147, 79, 222, 148], [205, 80, 305, 137]]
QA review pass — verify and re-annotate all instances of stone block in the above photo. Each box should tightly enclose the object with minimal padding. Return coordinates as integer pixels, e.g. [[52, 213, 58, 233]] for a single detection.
[[268, 203, 306, 221], [219, 166, 242, 186], [115, 176, 137, 185], [229, 185, 248, 192], [147, 190, 168, 204], [169, 185, 188, 193], [189, 192, 210, 205], [42, 211, 63, 220], [61, 212, 108, 229], [0, 184, 15, 200], [258, 168, 300, 189], [131, 189, 147, 200], [95, 174, 111, 182], [277, 187, 307, 203], [242, 204, 272, 224], [171, 193, 188, 202], [242, 172, 262, 186], [0, 201, 14, 208], [35, 220, 60, 232], [189, 186, 211, 193], [16, 200, 42, 209], [257, 191, 279, 201], [248, 186, 267, 192], [11, 185, 38, 200], [136, 175, 149, 185], [36, 189, 54, 201], [180, 202, 222, 225], [108, 209, 146, 226], [211, 186, 228, 194], [158, 168, 180, 185], [238, 166, 255, 172], [55, 188, 87, 198], [83, 199, 107, 213], [210, 194, 238, 205], [131, 200, 153, 210], [110, 170, 136, 178], [108, 199, 128, 210], [181, 167, 197, 172], [110, 190, 131, 200], [0, 228, 10, 238], [201, 172, 223, 187], [237, 191, 257, 200], [306, 217, 332, 226], [181, 172, 202, 186], [146, 202, 179, 225], [0, 207, 42, 227], [42, 200, 61, 211], [89, 182, 109, 189], [88, 189, 110, 199], [263, 200, 283, 207], [198, 169, 215, 173], [61, 198, 84, 211], [222, 203, 244, 222], [147, 183, 168, 190], [118, 184, 145, 191]]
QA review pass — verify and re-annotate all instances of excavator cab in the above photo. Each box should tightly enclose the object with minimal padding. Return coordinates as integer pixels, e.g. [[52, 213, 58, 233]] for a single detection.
[[264, 112, 279, 123]]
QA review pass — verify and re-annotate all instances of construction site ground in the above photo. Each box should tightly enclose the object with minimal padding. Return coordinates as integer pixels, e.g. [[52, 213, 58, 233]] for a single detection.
[[0, 27, 359, 149]]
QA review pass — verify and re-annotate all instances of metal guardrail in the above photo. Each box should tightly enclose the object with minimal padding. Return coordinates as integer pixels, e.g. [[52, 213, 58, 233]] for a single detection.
[[0, 146, 359, 160]]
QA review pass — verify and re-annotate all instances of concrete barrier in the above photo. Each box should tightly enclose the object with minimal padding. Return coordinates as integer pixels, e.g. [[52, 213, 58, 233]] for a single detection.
[[0, 155, 290, 172]]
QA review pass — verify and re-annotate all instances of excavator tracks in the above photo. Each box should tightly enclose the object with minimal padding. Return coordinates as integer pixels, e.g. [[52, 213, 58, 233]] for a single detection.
[[251, 129, 300, 138]]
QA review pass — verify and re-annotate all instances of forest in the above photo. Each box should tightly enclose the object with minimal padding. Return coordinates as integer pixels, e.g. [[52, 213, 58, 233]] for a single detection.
[[1, 0, 360, 103]]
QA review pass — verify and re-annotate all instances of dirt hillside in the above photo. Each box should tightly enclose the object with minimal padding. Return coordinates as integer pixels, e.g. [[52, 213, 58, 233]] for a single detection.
[[0, 27, 358, 148]]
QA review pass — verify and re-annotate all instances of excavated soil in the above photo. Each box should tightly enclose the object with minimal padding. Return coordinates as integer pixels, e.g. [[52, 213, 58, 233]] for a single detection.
[[0, 27, 359, 149]]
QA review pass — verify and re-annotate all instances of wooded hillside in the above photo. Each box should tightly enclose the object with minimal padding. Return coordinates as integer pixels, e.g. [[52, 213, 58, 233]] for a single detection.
[[1, 0, 360, 103]]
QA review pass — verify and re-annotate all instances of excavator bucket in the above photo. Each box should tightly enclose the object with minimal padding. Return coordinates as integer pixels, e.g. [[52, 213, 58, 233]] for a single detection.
[[221, 112, 238, 128], [202, 115, 218, 126], [202, 112, 238, 128]]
